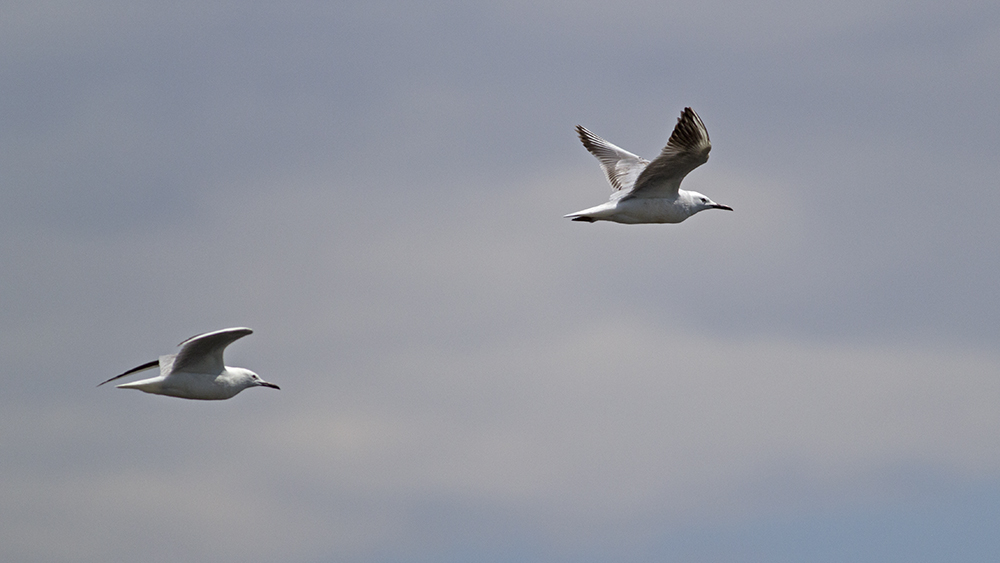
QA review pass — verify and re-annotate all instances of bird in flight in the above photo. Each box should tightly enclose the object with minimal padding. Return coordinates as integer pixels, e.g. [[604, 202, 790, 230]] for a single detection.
[[99, 327, 279, 400], [566, 107, 732, 224]]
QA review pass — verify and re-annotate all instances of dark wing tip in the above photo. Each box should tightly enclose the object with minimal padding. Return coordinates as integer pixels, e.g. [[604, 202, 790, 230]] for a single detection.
[[97, 359, 159, 387], [575, 125, 600, 154], [667, 107, 710, 152]]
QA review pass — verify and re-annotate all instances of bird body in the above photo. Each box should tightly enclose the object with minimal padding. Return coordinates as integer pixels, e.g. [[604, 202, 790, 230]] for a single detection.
[[564, 190, 710, 224], [566, 107, 731, 224], [99, 327, 279, 400]]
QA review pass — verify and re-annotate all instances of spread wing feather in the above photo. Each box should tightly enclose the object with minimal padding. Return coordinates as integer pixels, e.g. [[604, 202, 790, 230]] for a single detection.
[[627, 107, 711, 199], [576, 125, 649, 194]]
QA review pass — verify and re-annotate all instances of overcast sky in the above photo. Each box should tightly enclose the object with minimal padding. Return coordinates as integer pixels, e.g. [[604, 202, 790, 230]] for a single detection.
[[2, 1, 1000, 561]]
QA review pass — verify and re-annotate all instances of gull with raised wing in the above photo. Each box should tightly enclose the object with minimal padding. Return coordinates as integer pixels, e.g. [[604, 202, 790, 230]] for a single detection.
[[566, 107, 732, 224], [98, 327, 279, 400]]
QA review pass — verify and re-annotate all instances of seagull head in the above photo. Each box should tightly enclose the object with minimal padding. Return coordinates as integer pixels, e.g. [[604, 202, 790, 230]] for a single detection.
[[236, 368, 281, 391], [689, 191, 733, 213]]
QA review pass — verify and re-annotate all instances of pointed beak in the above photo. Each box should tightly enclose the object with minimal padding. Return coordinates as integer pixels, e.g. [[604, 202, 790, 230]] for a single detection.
[[712, 203, 733, 211], [259, 381, 281, 390]]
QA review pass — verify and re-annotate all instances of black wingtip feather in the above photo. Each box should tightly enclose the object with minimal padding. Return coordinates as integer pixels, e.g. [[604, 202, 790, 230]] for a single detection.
[[97, 359, 159, 387], [575, 125, 600, 154], [667, 107, 709, 150]]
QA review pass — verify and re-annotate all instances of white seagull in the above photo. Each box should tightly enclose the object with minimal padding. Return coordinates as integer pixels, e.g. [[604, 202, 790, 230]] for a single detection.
[[565, 107, 732, 224], [98, 327, 279, 400]]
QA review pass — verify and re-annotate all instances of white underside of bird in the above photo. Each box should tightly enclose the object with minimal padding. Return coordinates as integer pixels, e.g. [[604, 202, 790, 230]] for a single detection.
[[99, 327, 279, 400], [566, 107, 732, 224]]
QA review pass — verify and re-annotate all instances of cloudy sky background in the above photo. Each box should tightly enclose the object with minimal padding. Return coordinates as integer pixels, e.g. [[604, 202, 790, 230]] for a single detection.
[[2, 1, 999, 561]]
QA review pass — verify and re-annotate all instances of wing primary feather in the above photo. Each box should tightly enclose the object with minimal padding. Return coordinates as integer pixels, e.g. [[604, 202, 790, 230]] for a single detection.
[[97, 359, 159, 387], [575, 125, 649, 192], [627, 107, 711, 198], [576, 125, 608, 159], [666, 107, 710, 152]]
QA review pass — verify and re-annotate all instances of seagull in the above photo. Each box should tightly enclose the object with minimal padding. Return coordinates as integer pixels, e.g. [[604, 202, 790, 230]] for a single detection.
[[565, 107, 732, 224], [98, 327, 279, 400]]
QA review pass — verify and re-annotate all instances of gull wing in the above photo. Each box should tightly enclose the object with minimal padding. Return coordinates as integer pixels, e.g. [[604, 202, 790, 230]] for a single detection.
[[576, 125, 650, 195], [97, 359, 159, 387], [172, 327, 253, 375], [626, 107, 711, 199]]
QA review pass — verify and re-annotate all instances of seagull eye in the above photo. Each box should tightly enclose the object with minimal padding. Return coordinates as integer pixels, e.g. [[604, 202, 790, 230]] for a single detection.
[[700, 197, 708, 203]]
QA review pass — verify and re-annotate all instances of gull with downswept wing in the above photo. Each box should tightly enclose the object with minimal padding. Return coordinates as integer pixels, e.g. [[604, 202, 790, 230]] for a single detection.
[[99, 327, 279, 400]]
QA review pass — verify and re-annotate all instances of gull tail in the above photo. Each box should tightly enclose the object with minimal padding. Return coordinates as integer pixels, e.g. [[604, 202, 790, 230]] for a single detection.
[[564, 201, 617, 223], [114, 376, 166, 394]]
